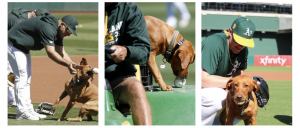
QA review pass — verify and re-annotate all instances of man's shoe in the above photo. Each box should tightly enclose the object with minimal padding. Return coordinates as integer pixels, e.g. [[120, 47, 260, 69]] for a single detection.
[[16, 112, 40, 120], [8, 101, 17, 108], [29, 110, 47, 119]]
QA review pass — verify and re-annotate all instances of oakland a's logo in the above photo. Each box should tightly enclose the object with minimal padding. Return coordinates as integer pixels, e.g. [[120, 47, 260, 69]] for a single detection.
[[243, 28, 252, 36], [105, 21, 123, 45]]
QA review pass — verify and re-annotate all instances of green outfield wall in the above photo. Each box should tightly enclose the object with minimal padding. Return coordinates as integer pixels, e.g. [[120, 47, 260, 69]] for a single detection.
[[8, 2, 98, 12]]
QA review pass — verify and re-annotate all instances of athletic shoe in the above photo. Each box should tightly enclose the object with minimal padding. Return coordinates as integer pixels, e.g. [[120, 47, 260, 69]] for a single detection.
[[8, 101, 17, 108], [16, 111, 40, 120], [166, 16, 177, 29], [29, 109, 47, 119], [179, 18, 190, 28]]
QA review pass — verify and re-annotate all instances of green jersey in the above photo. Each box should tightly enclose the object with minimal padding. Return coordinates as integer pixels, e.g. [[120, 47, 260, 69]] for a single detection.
[[202, 31, 248, 77], [105, 2, 151, 81], [8, 7, 30, 31], [8, 15, 63, 54]]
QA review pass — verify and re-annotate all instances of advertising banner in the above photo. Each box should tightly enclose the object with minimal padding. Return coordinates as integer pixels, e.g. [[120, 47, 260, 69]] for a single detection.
[[254, 55, 292, 66]]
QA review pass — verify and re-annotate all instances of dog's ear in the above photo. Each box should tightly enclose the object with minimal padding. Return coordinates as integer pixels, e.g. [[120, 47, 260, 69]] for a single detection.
[[80, 58, 88, 65], [252, 79, 259, 93], [190, 51, 195, 64], [226, 78, 233, 91], [178, 50, 190, 69]]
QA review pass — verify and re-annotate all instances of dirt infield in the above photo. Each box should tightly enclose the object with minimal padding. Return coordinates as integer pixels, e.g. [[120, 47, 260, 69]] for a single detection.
[[30, 55, 98, 107]]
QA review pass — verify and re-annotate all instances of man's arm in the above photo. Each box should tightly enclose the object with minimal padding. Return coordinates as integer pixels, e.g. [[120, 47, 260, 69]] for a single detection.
[[201, 69, 231, 88], [55, 45, 76, 64], [44, 44, 76, 74]]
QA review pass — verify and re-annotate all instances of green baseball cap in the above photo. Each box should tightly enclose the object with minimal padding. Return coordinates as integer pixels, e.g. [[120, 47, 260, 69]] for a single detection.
[[34, 8, 50, 16], [231, 17, 256, 48], [62, 15, 78, 36]]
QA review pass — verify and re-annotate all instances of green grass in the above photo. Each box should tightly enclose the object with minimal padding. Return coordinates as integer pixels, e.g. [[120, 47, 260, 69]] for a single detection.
[[245, 66, 292, 72], [31, 13, 98, 56], [136, 2, 196, 86], [8, 103, 98, 125], [236, 81, 292, 125]]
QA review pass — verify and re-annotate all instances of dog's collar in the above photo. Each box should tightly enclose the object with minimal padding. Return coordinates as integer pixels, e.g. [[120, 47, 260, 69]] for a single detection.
[[163, 30, 185, 63], [238, 94, 252, 115], [72, 76, 86, 85]]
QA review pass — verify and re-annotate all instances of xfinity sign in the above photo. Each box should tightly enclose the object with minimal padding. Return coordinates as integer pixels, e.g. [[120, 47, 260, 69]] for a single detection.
[[254, 55, 292, 66]]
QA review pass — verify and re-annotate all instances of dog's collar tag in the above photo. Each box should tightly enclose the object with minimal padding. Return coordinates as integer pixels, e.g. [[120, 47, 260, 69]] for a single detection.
[[241, 109, 244, 115], [160, 64, 165, 69]]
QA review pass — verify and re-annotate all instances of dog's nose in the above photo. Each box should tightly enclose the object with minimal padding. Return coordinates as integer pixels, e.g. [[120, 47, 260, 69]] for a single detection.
[[236, 95, 243, 99]]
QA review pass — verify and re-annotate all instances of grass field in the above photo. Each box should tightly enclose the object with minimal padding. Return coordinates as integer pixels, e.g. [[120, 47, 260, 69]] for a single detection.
[[8, 103, 98, 125], [136, 2, 196, 86], [31, 13, 98, 56]]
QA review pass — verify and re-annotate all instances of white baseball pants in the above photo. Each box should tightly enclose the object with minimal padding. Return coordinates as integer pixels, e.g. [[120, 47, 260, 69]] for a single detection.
[[8, 43, 34, 113], [201, 87, 241, 125], [7, 61, 16, 104]]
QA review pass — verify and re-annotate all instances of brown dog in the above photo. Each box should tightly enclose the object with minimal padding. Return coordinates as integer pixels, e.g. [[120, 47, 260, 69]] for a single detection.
[[52, 58, 98, 122], [220, 75, 258, 125], [145, 16, 195, 91]]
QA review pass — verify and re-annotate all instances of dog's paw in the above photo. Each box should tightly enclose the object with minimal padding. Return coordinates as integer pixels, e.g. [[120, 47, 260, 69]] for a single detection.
[[161, 85, 174, 91]]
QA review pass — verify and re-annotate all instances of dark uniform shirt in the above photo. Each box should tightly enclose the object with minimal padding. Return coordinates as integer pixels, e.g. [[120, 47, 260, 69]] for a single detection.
[[202, 31, 248, 77], [8, 15, 63, 54], [105, 2, 151, 81], [8, 7, 30, 31]]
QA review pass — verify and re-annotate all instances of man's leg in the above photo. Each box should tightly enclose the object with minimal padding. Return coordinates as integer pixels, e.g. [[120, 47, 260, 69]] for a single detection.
[[8, 61, 16, 107], [110, 76, 152, 125], [201, 87, 227, 125], [8, 44, 39, 120], [173, 2, 190, 28], [166, 2, 177, 28]]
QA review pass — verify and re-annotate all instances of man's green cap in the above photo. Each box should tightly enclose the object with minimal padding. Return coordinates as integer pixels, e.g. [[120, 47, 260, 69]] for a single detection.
[[62, 15, 78, 36], [231, 17, 256, 48], [34, 8, 50, 16]]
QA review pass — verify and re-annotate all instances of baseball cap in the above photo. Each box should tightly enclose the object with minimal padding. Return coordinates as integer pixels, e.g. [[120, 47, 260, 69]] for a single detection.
[[62, 15, 78, 36], [231, 17, 256, 48], [34, 8, 50, 16]]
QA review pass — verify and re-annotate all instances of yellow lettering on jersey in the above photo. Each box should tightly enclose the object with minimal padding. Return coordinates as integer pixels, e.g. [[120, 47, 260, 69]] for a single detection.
[[105, 33, 114, 44]]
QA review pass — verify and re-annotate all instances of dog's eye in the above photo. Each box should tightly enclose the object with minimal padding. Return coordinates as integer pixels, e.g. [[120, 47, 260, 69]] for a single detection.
[[235, 84, 238, 87], [245, 84, 248, 88]]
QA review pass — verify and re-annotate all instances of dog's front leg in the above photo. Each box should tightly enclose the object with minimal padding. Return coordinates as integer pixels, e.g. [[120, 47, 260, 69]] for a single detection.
[[219, 108, 227, 125], [225, 112, 234, 125], [58, 100, 75, 121], [52, 91, 68, 111], [147, 52, 173, 91], [247, 116, 257, 125]]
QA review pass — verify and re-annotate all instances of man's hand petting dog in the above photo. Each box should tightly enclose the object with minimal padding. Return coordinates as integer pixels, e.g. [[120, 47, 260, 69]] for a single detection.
[[110, 45, 128, 63]]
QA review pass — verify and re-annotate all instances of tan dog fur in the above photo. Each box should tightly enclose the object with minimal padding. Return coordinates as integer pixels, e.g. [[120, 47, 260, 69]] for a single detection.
[[145, 16, 195, 91], [220, 75, 258, 125], [52, 58, 98, 122]]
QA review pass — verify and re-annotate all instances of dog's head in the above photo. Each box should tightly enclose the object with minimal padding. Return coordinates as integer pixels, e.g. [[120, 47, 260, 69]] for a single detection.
[[76, 58, 94, 81], [169, 39, 195, 79], [226, 75, 258, 108]]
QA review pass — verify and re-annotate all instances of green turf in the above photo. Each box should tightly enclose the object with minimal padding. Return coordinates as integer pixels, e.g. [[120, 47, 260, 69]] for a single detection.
[[8, 103, 98, 125], [245, 66, 292, 72], [30, 13, 98, 56], [236, 81, 292, 125], [136, 2, 196, 86]]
